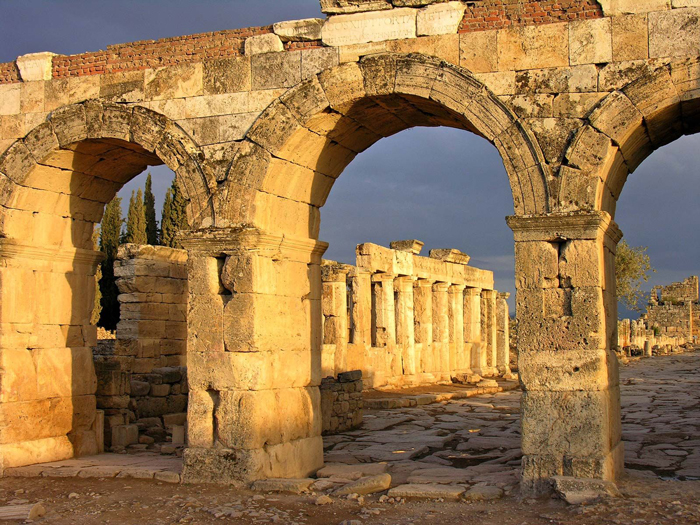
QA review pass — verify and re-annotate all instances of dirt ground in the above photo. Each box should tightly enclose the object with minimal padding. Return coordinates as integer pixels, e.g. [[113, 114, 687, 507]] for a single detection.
[[3, 352, 700, 524]]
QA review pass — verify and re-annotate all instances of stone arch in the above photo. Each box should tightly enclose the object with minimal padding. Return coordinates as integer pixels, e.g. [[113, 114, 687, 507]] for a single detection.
[[0, 101, 211, 471], [216, 53, 552, 235], [0, 100, 215, 245], [558, 56, 700, 216]]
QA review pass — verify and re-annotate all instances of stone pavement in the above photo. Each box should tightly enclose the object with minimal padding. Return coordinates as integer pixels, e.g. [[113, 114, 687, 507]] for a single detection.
[[5, 453, 182, 483], [6, 351, 700, 499]]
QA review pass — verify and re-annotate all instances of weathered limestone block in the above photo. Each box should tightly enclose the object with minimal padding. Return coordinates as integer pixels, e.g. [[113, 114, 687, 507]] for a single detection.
[[273, 19, 325, 42], [322, 8, 417, 47], [612, 14, 649, 61], [598, 0, 670, 16], [319, 0, 392, 15], [497, 23, 569, 71], [16, 52, 55, 82], [251, 51, 302, 90], [649, 8, 700, 59], [569, 18, 613, 66], [144, 63, 203, 101], [244, 34, 285, 56], [416, 2, 465, 36]]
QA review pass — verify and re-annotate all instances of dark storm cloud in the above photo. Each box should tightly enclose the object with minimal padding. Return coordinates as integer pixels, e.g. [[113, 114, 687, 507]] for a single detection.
[[2, 1, 699, 317]]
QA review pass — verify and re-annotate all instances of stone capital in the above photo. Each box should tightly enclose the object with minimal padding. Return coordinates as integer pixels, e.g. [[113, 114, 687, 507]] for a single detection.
[[432, 282, 450, 293], [178, 228, 328, 263], [464, 287, 482, 297], [394, 275, 416, 291], [449, 284, 467, 294], [506, 212, 623, 245], [499, 292, 511, 300], [321, 261, 352, 282], [371, 272, 395, 283]]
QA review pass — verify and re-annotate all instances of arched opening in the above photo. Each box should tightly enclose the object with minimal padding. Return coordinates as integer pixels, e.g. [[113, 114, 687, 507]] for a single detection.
[[181, 53, 551, 485], [0, 102, 210, 471], [557, 58, 700, 488]]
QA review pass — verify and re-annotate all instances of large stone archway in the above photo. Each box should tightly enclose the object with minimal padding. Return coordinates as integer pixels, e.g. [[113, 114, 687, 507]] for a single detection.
[[0, 101, 210, 471], [180, 53, 556, 484]]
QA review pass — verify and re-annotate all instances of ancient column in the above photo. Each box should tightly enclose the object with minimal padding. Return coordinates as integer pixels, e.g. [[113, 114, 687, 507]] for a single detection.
[[480, 289, 498, 377], [507, 212, 623, 496], [321, 263, 350, 377], [432, 282, 450, 381], [496, 292, 512, 377], [464, 287, 483, 380], [394, 276, 417, 383], [181, 228, 326, 484], [349, 267, 372, 381], [413, 278, 435, 383], [449, 284, 467, 377], [371, 272, 397, 386]]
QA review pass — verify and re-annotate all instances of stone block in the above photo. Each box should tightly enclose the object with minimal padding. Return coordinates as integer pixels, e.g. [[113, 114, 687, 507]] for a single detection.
[[0, 435, 74, 470], [598, 0, 670, 16], [32, 347, 97, 399], [302, 47, 339, 79], [335, 473, 391, 495], [322, 8, 417, 47], [649, 8, 700, 59], [273, 18, 324, 41], [245, 34, 285, 56], [252, 478, 315, 494], [612, 14, 649, 61], [459, 30, 498, 73], [320, 0, 391, 14], [16, 52, 55, 82], [144, 63, 203, 101], [251, 51, 302, 90], [111, 424, 139, 447], [569, 18, 613, 66], [201, 57, 254, 94], [163, 412, 187, 428], [214, 387, 321, 449], [150, 383, 170, 397], [187, 293, 225, 354], [0, 84, 21, 116], [0, 348, 37, 403], [388, 483, 465, 500], [514, 241, 559, 289], [417, 2, 465, 36], [497, 23, 569, 71]]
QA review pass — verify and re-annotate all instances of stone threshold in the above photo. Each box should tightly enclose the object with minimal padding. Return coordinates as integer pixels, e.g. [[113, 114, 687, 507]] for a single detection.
[[4, 452, 182, 483], [363, 380, 520, 410]]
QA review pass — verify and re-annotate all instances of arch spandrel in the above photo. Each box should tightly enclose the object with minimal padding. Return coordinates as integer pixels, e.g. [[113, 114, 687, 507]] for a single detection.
[[558, 57, 700, 217], [222, 53, 553, 234]]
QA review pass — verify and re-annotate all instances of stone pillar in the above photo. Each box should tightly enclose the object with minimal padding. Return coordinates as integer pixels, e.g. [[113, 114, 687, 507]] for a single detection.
[[496, 292, 512, 377], [413, 278, 435, 383], [349, 268, 372, 383], [371, 273, 397, 385], [0, 241, 101, 471], [507, 212, 623, 496], [321, 263, 350, 377], [464, 287, 482, 379], [394, 276, 416, 383], [449, 284, 466, 377], [181, 228, 326, 484], [480, 289, 498, 377], [432, 282, 450, 381]]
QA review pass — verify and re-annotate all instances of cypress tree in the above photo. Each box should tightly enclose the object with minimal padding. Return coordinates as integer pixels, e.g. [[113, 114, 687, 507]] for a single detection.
[[91, 227, 102, 326], [98, 197, 123, 330], [144, 173, 158, 245], [124, 188, 147, 245], [160, 179, 188, 248]]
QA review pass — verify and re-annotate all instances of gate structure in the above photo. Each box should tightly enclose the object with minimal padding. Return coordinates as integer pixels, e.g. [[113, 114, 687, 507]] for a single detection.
[[0, 0, 698, 495]]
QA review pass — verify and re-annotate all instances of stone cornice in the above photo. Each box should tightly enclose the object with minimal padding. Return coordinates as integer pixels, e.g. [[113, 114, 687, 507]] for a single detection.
[[506, 212, 623, 244], [0, 239, 104, 265]]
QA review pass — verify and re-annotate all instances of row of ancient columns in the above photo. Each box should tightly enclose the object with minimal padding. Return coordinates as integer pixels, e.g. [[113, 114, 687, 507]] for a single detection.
[[321, 262, 512, 387]]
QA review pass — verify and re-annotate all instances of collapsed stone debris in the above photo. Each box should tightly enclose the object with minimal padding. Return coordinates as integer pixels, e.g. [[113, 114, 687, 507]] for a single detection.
[[0, 0, 698, 497]]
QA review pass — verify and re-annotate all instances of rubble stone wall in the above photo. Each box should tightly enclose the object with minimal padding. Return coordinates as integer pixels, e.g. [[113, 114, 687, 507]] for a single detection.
[[93, 244, 189, 450], [321, 241, 512, 388], [320, 370, 363, 435]]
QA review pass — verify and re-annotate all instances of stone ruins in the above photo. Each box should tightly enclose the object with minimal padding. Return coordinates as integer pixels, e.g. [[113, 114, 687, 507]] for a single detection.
[[0, 0, 699, 496], [618, 276, 700, 355]]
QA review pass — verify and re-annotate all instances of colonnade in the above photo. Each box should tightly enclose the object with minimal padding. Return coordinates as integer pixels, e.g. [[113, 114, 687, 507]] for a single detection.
[[320, 241, 513, 388]]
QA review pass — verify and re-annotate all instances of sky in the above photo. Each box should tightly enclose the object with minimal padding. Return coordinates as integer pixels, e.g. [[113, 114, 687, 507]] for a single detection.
[[1, 0, 698, 316]]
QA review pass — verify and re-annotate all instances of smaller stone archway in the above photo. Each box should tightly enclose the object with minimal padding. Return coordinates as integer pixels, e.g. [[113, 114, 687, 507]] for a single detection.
[[180, 53, 555, 485], [0, 101, 210, 471]]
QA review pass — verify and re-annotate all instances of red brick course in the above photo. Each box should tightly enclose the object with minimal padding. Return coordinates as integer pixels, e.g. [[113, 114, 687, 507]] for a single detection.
[[458, 0, 603, 32], [0, 61, 20, 84], [0, 2, 605, 85]]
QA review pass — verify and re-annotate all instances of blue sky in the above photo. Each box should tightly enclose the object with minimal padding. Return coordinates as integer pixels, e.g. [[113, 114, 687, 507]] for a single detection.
[[2, 0, 698, 316]]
